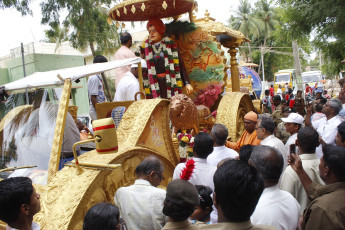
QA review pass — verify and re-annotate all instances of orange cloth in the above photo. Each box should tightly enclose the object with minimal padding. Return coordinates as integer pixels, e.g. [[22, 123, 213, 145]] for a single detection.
[[226, 130, 261, 152], [147, 19, 166, 36], [244, 111, 258, 122]]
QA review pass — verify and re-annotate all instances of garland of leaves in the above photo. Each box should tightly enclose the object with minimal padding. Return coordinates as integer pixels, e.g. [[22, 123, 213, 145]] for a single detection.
[[143, 36, 183, 98]]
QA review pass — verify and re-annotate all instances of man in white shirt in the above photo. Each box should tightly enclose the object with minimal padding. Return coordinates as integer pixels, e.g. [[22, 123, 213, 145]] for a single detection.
[[256, 114, 288, 169], [114, 156, 167, 230], [87, 55, 108, 120], [277, 85, 283, 99], [306, 99, 343, 158], [207, 124, 238, 167], [200, 160, 275, 230], [280, 127, 324, 214], [249, 145, 300, 230], [173, 132, 216, 190], [282, 113, 303, 154], [114, 59, 147, 101], [0, 177, 41, 230]]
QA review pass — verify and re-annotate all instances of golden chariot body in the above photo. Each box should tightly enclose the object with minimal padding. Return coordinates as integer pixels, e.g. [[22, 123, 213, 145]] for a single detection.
[[0, 0, 260, 229]]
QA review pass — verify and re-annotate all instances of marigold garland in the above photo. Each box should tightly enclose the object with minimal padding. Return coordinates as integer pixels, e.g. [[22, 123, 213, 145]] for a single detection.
[[143, 36, 183, 98]]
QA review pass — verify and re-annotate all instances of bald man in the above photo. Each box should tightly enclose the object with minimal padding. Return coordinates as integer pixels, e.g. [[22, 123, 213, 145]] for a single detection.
[[226, 111, 261, 151]]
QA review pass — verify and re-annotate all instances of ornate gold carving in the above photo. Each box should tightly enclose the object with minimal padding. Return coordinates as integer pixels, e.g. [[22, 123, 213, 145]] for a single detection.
[[194, 11, 249, 45], [216, 93, 254, 142], [47, 79, 72, 183], [131, 5, 136, 14], [123, 6, 127, 14], [228, 48, 240, 92], [162, 1, 168, 10], [67, 106, 78, 124], [252, 99, 262, 114], [37, 99, 177, 228], [141, 3, 145, 11], [116, 10, 120, 17]]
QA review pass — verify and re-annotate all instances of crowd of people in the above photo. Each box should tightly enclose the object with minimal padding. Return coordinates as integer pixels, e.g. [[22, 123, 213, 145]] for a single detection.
[[1, 96, 345, 229], [2, 24, 345, 229]]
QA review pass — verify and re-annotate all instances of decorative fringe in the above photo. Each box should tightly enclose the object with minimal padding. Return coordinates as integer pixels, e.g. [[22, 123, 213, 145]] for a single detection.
[[180, 159, 195, 180]]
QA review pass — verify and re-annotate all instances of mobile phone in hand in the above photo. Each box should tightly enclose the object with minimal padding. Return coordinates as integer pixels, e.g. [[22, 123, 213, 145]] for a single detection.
[[290, 144, 296, 154]]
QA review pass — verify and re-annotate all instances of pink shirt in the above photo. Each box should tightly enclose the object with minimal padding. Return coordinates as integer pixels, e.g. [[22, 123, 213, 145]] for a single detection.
[[114, 46, 136, 89]]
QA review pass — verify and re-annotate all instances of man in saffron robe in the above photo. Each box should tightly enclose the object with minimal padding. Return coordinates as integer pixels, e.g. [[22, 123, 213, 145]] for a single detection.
[[226, 111, 261, 151], [143, 19, 193, 99]]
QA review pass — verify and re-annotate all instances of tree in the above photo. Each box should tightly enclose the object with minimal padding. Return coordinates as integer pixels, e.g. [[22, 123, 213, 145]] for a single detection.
[[230, 0, 260, 61], [44, 21, 69, 52], [0, 0, 31, 15], [254, 0, 279, 75], [41, 0, 121, 100], [254, 0, 279, 48], [279, 0, 345, 76]]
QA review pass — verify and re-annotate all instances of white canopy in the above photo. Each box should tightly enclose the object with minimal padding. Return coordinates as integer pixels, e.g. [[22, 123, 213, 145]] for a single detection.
[[2, 57, 141, 91]]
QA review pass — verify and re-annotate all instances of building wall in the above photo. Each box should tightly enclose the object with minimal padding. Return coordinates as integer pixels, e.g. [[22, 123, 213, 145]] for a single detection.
[[4, 53, 89, 115], [0, 68, 9, 85]]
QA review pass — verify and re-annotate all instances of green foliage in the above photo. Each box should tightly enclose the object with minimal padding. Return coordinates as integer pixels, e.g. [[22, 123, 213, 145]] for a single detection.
[[230, 0, 260, 40], [0, 0, 31, 15], [165, 21, 197, 38], [279, 0, 345, 76], [229, 0, 311, 80], [41, 0, 120, 56]]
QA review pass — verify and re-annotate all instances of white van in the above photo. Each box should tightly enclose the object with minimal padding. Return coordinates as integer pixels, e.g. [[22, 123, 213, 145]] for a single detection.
[[302, 71, 324, 91]]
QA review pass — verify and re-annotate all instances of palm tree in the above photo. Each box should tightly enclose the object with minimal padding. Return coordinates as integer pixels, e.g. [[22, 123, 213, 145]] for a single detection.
[[254, 0, 279, 75], [255, 0, 279, 48], [230, 0, 260, 61], [44, 21, 69, 52]]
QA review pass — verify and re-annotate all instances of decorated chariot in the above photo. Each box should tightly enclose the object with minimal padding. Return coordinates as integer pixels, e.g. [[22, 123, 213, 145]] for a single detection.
[[0, 0, 259, 229]]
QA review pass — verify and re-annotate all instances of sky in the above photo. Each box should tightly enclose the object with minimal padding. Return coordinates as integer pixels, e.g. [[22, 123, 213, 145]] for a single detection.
[[0, 0, 242, 57]]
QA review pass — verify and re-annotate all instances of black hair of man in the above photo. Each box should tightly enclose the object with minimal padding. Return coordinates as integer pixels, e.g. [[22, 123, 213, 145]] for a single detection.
[[93, 55, 108, 64], [195, 185, 213, 213], [297, 127, 319, 153], [318, 97, 327, 104], [273, 95, 281, 102], [258, 114, 276, 134], [83, 202, 120, 230], [134, 155, 163, 177], [322, 145, 345, 182], [265, 90, 270, 96], [315, 102, 323, 112], [193, 132, 214, 159], [0, 177, 33, 223], [271, 84, 273, 87], [239, 144, 253, 163], [213, 160, 264, 222], [297, 90, 302, 94], [211, 123, 228, 146], [120, 32, 132, 45], [163, 199, 195, 221], [338, 122, 345, 143], [249, 145, 284, 184]]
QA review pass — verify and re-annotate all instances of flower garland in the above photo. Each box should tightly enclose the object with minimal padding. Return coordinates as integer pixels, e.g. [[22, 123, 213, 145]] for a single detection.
[[143, 36, 183, 98]]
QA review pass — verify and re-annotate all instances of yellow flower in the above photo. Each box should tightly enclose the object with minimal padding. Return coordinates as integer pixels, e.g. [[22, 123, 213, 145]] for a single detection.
[[145, 88, 151, 94], [181, 135, 190, 143], [177, 80, 182, 87], [173, 59, 179, 64]]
